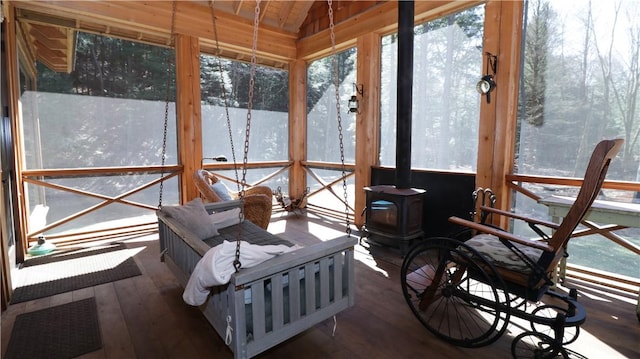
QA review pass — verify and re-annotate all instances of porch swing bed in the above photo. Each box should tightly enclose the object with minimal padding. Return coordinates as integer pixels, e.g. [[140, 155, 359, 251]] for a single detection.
[[157, 200, 357, 359]]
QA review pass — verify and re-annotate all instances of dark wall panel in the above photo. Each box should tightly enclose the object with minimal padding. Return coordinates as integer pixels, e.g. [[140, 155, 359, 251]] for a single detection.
[[370, 167, 476, 237]]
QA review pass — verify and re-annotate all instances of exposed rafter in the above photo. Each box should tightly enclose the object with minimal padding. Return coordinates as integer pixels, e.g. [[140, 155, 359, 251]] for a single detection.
[[9, 0, 387, 70]]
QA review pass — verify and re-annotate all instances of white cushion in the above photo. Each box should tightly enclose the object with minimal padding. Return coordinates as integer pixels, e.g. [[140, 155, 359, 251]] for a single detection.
[[210, 208, 243, 229], [160, 198, 219, 239], [210, 181, 233, 201]]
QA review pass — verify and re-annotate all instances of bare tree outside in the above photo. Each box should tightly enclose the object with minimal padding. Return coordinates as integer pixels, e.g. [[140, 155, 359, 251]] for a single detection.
[[516, 0, 640, 278], [517, 0, 639, 183]]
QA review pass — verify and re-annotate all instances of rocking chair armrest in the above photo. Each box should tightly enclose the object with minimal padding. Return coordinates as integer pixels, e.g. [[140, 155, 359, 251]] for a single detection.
[[478, 206, 560, 230], [448, 216, 555, 252]]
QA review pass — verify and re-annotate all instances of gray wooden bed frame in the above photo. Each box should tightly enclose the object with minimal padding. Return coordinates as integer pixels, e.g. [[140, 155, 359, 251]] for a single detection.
[[157, 200, 357, 359]]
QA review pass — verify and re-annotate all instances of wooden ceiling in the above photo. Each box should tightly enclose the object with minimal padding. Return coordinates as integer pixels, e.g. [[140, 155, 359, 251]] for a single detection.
[[16, 14, 76, 73], [212, 0, 317, 33], [9, 0, 384, 72]]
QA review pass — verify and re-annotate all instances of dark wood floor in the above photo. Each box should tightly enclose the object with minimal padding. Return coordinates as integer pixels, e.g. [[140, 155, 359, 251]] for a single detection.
[[2, 211, 639, 358]]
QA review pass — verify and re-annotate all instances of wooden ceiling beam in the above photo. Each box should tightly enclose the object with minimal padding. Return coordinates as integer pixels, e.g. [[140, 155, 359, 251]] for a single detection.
[[27, 23, 66, 40], [292, 1, 315, 33], [33, 39, 66, 60], [33, 51, 68, 72], [66, 29, 75, 73], [15, 22, 38, 77], [277, 1, 295, 29], [28, 25, 67, 50], [16, 8, 76, 29], [232, 0, 243, 15], [10, 0, 297, 64], [260, 1, 270, 22]]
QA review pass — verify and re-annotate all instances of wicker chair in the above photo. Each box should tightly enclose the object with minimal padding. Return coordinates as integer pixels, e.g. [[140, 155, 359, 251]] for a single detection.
[[193, 169, 273, 229]]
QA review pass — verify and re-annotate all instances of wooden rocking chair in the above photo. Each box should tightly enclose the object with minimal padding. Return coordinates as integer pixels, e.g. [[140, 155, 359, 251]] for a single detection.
[[401, 138, 624, 356], [452, 138, 623, 296]]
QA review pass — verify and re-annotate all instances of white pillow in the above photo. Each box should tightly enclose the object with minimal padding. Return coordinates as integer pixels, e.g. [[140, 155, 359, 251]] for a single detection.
[[210, 181, 233, 201], [160, 198, 219, 239], [210, 208, 243, 229]]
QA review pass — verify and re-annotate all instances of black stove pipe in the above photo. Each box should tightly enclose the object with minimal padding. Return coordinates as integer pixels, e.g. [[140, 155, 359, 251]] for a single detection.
[[396, 1, 414, 189]]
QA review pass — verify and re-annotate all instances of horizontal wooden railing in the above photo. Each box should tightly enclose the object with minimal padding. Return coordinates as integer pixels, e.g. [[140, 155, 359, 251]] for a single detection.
[[205, 161, 356, 219], [506, 174, 640, 290], [22, 165, 182, 177], [507, 174, 640, 192], [22, 165, 183, 245]]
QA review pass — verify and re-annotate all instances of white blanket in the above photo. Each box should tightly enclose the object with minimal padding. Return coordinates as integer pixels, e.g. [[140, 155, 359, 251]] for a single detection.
[[183, 240, 295, 306]]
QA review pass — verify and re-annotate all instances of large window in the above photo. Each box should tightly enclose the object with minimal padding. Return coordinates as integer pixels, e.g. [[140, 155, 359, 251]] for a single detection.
[[380, 5, 485, 172], [200, 55, 289, 189], [21, 33, 177, 236], [305, 48, 357, 212], [516, 0, 638, 181], [200, 55, 288, 163], [306, 48, 356, 163], [515, 0, 640, 278]]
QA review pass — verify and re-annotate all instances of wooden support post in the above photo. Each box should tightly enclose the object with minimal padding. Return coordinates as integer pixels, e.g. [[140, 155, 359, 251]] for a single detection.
[[476, 1, 523, 228], [354, 33, 381, 228], [175, 34, 203, 204], [493, 0, 524, 218], [4, 4, 28, 264], [1, 5, 16, 304], [288, 60, 307, 200]]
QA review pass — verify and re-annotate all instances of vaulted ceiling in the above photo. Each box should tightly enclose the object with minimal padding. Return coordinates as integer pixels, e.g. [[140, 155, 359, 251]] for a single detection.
[[211, 0, 317, 33], [9, 0, 384, 72]]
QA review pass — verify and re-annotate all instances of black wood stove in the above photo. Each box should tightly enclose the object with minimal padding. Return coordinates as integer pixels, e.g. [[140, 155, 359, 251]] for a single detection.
[[363, 2, 425, 253], [364, 185, 426, 251]]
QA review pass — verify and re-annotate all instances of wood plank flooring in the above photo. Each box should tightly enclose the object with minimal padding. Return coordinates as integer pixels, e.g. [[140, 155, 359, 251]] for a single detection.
[[2, 211, 639, 358]]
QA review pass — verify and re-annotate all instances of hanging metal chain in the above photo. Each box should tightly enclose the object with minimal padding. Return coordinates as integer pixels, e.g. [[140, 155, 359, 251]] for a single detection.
[[328, 0, 351, 237], [233, 0, 261, 272], [243, 0, 260, 199], [208, 1, 241, 190], [158, 0, 178, 209]]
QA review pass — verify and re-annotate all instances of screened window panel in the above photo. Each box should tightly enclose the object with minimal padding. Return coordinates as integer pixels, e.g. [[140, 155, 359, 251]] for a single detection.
[[200, 55, 289, 164], [22, 32, 179, 234], [514, 0, 640, 280], [380, 5, 485, 172], [21, 92, 177, 169], [306, 48, 357, 164], [515, 0, 638, 183]]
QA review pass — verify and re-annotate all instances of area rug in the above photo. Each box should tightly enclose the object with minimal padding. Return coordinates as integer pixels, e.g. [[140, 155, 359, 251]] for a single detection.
[[11, 243, 141, 304], [5, 297, 102, 359]]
